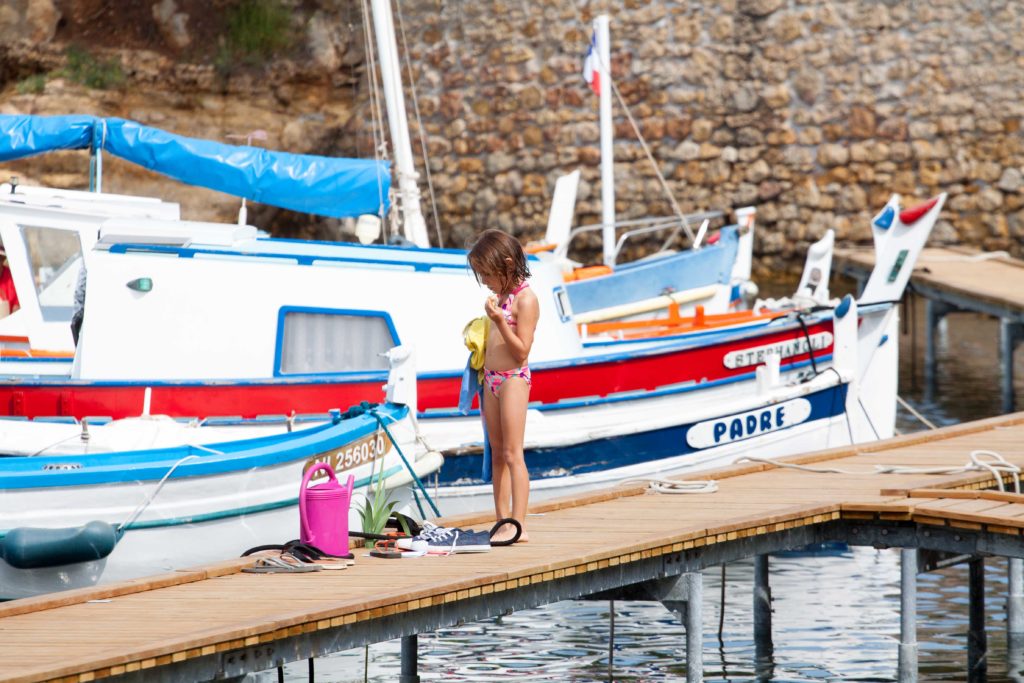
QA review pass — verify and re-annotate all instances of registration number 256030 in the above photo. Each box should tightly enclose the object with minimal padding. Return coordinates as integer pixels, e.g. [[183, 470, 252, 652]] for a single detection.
[[304, 430, 391, 476]]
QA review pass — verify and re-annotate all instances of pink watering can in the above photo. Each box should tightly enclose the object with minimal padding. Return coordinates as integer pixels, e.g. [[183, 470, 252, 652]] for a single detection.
[[299, 462, 355, 556]]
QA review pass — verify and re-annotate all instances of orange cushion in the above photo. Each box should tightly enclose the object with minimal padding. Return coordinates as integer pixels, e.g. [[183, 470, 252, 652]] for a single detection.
[[563, 265, 613, 282]]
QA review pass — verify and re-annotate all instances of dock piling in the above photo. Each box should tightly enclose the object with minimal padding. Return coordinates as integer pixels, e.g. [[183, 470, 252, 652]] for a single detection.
[[753, 554, 773, 666], [924, 300, 954, 402], [608, 599, 615, 679], [1000, 320, 1023, 413], [969, 558, 987, 682], [1009, 558, 1024, 637], [899, 548, 918, 682], [1009, 557, 1024, 673], [660, 571, 704, 683], [400, 634, 420, 683]]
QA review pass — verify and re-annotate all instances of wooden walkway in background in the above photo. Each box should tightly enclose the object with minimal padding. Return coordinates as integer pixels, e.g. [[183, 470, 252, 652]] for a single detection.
[[835, 245, 1024, 318], [5, 412, 1024, 682], [836, 245, 1024, 412]]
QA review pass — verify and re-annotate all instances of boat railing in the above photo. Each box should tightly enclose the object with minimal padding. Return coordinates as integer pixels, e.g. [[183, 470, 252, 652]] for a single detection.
[[564, 210, 725, 266]]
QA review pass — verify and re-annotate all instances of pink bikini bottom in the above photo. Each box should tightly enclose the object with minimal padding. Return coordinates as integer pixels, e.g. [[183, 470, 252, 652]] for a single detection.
[[483, 366, 532, 397]]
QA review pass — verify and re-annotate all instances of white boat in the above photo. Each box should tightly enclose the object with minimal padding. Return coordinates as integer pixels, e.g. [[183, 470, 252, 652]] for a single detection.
[[0, 188, 946, 521], [0, 346, 443, 600]]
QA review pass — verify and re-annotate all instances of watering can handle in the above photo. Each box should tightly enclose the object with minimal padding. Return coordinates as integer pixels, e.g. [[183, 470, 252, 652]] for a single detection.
[[299, 462, 338, 541]]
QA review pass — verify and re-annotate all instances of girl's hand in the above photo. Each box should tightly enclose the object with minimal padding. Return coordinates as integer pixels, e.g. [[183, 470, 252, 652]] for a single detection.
[[484, 296, 502, 323]]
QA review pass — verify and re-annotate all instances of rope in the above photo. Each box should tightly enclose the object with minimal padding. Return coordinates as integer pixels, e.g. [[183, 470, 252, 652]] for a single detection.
[[607, 77, 694, 244], [621, 478, 719, 494], [896, 395, 938, 430], [359, 0, 389, 225], [394, 0, 443, 247], [117, 454, 200, 534], [736, 451, 1021, 490], [367, 406, 442, 517]]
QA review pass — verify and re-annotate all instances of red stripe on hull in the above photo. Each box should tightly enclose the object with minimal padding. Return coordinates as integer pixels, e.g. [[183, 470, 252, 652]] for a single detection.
[[0, 321, 833, 420]]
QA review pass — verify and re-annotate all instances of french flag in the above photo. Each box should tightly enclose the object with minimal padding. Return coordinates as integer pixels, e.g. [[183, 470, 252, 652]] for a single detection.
[[582, 31, 600, 95]]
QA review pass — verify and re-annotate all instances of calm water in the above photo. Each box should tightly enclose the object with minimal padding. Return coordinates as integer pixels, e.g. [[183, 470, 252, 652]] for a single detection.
[[260, 286, 1019, 682]]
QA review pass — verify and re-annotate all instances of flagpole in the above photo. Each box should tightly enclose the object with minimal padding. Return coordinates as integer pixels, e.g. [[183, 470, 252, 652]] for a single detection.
[[595, 15, 615, 266]]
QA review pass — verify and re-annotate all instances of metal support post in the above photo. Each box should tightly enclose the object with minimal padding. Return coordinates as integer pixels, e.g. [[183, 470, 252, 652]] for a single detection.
[[753, 555, 773, 668], [1000, 319, 1023, 414], [899, 548, 917, 683], [661, 572, 704, 683], [968, 558, 987, 682], [1009, 558, 1024, 674], [684, 572, 703, 683], [400, 635, 420, 683], [1010, 558, 1024, 637], [924, 300, 951, 403]]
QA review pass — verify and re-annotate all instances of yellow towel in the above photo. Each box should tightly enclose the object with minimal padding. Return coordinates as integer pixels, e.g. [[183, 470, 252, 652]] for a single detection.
[[463, 315, 490, 382]]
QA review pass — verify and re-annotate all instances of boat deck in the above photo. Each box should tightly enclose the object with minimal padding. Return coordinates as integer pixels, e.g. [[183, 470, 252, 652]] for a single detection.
[[4, 413, 1024, 683]]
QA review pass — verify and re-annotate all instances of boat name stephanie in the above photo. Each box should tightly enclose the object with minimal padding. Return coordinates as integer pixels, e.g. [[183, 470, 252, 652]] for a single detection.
[[304, 429, 391, 476], [722, 332, 833, 369], [686, 397, 813, 449]]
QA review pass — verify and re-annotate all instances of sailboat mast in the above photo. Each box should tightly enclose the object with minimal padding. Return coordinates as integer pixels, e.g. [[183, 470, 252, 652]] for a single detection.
[[596, 15, 615, 266], [370, 0, 430, 247]]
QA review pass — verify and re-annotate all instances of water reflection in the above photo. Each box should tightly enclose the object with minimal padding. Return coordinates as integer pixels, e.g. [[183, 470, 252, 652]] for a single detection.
[[259, 290, 1022, 682]]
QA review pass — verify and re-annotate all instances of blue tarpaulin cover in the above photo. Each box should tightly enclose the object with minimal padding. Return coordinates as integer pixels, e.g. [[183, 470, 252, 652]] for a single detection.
[[0, 114, 391, 219]]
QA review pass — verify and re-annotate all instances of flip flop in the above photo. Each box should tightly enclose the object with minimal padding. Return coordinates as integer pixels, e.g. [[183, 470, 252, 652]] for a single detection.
[[282, 549, 346, 570], [488, 518, 522, 546], [286, 545, 354, 568], [242, 556, 321, 573]]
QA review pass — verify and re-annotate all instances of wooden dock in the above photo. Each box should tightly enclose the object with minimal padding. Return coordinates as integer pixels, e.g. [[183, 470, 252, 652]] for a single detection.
[[835, 245, 1024, 411], [6, 412, 1024, 682]]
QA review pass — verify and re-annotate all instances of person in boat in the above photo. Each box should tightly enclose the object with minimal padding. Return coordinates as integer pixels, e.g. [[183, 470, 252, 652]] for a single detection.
[[71, 262, 86, 344], [467, 230, 539, 544], [0, 245, 18, 318]]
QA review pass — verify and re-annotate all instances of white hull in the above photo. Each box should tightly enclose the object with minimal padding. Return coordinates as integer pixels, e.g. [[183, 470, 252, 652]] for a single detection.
[[0, 412, 442, 600]]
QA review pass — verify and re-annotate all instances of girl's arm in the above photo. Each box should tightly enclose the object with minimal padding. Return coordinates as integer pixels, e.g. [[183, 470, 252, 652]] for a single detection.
[[494, 290, 539, 365]]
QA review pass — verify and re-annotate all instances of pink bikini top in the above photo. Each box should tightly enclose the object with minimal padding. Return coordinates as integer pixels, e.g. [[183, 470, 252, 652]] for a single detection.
[[500, 281, 530, 327]]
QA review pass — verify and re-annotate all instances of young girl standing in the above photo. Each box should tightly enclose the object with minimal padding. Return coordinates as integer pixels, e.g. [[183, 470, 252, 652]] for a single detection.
[[467, 229, 539, 544]]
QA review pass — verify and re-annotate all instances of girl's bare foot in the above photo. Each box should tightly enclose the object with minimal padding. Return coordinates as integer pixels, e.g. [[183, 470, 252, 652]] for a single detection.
[[490, 522, 527, 544]]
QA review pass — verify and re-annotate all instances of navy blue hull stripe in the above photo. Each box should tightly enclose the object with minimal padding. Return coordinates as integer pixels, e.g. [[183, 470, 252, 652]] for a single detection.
[[439, 384, 849, 486]]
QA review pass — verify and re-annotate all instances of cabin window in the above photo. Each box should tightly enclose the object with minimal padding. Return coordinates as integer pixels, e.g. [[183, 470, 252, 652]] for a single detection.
[[20, 224, 84, 321], [276, 307, 399, 375]]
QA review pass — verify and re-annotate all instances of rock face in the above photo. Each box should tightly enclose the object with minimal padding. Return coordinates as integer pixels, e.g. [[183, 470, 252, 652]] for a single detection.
[[0, 0, 60, 46], [0, 0, 1022, 269]]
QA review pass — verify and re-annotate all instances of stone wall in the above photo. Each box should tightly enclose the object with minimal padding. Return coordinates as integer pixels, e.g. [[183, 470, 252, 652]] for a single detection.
[[379, 0, 1023, 268], [1, 0, 1021, 270]]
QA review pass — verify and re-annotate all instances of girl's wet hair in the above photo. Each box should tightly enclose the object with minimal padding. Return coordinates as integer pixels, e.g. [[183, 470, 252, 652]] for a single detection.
[[467, 229, 531, 296]]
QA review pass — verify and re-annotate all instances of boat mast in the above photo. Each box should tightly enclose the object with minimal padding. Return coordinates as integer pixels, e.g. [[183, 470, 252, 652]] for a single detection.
[[595, 15, 615, 266], [370, 0, 431, 248]]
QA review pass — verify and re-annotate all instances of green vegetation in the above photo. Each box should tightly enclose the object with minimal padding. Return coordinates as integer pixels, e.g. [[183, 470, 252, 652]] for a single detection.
[[63, 45, 124, 90], [225, 0, 293, 63], [357, 445, 400, 546], [16, 74, 46, 95]]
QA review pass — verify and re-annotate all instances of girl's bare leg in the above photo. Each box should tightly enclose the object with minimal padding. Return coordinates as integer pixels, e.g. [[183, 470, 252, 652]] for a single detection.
[[482, 387, 510, 521], [493, 377, 530, 543]]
